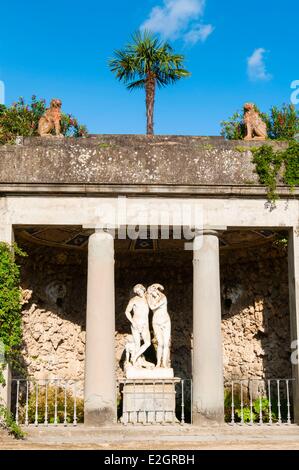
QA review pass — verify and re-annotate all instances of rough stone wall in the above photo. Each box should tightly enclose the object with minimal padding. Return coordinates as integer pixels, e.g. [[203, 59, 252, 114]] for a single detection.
[[19, 246, 87, 384], [0, 135, 290, 186], [221, 245, 291, 382], [18, 241, 292, 386]]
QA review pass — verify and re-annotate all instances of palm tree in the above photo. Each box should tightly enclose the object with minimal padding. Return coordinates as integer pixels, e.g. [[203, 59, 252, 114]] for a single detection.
[[109, 31, 190, 135]]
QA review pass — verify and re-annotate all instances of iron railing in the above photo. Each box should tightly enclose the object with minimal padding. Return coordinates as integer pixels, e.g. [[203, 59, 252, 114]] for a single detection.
[[11, 379, 83, 426], [225, 379, 295, 426], [10, 377, 296, 426]]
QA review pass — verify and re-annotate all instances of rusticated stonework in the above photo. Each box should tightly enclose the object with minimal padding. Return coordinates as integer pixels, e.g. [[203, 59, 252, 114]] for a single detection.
[[18, 239, 291, 385]]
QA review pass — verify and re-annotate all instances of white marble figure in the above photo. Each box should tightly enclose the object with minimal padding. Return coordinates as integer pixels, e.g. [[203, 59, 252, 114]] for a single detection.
[[125, 284, 151, 366], [124, 334, 154, 370], [147, 284, 171, 369]]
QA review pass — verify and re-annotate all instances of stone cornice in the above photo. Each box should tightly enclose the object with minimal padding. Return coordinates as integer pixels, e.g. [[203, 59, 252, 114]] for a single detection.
[[0, 183, 298, 198]]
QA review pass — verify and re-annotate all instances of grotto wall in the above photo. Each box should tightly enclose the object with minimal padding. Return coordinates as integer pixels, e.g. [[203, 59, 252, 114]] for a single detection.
[[18, 240, 292, 384]]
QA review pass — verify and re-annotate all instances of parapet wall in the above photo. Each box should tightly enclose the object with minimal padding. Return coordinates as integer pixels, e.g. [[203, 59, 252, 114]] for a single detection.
[[0, 136, 292, 195]]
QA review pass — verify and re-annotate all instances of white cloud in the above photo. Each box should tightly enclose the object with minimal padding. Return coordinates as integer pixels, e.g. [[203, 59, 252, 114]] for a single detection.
[[141, 0, 213, 45], [247, 48, 272, 82], [184, 23, 214, 44]]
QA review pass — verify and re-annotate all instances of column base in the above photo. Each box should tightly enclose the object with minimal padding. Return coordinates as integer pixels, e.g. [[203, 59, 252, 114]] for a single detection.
[[84, 407, 117, 426], [192, 409, 224, 426]]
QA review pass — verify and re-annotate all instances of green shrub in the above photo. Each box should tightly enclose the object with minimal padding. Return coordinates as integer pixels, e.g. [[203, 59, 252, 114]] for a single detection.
[[266, 104, 299, 140], [235, 398, 274, 423], [0, 242, 27, 437], [19, 385, 84, 424], [252, 142, 299, 201], [220, 111, 246, 140], [0, 96, 88, 144], [224, 388, 290, 424], [0, 403, 24, 439], [283, 141, 299, 188], [0, 243, 26, 382]]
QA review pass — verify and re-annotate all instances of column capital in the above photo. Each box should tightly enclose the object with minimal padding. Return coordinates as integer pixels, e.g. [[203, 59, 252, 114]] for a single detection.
[[85, 227, 115, 241], [194, 226, 227, 238], [193, 227, 225, 262], [83, 225, 113, 232]]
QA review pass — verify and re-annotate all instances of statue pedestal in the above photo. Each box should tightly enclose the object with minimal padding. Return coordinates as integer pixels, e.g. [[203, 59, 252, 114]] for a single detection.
[[125, 365, 174, 380], [120, 376, 179, 424]]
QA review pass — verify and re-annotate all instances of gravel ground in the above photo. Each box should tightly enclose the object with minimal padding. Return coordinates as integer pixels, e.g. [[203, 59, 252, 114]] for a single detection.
[[1, 426, 299, 450], [1, 440, 299, 450]]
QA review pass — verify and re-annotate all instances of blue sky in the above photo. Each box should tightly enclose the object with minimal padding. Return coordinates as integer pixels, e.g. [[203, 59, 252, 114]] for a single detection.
[[0, 0, 298, 135]]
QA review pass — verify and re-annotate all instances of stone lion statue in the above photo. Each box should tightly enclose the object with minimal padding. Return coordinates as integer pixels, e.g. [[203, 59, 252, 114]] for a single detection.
[[243, 103, 267, 141], [38, 98, 64, 137]]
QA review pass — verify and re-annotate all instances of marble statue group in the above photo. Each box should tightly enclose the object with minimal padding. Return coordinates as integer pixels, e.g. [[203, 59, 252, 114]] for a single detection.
[[125, 283, 171, 372]]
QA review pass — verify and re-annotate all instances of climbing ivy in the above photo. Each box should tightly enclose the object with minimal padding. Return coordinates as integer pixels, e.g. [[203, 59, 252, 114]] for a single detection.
[[0, 242, 26, 376], [252, 142, 299, 201], [0, 242, 26, 438], [0, 403, 24, 439], [284, 143, 299, 189]]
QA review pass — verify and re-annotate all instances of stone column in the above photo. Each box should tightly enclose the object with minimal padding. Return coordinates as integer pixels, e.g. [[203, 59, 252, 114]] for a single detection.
[[0, 224, 14, 411], [192, 229, 224, 425], [84, 229, 116, 425], [288, 227, 299, 423]]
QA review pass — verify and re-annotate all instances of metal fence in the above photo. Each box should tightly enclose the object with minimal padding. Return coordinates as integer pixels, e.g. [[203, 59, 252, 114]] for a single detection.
[[10, 377, 296, 426], [225, 379, 295, 425], [11, 379, 84, 426], [11, 378, 192, 426]]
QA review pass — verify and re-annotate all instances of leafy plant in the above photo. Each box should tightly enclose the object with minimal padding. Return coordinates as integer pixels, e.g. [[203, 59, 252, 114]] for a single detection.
[[0, 242, 27, 437], [19, 385, 84, 424], [235, 406, 255, 423], [252, 142, 299, 201], [109, 30, 190, 135], [221, 111, 246, 140], [225, 387, 290, 424], [266, 104, 299, 140], [0, 403, 24, 439], [0, 243, 27, 379], [235, 397, 281, 424], [0, 96, 87, 144], [283, 141, 299, 188], [273, 234, 288, 250], [252, 145, 284, 201]]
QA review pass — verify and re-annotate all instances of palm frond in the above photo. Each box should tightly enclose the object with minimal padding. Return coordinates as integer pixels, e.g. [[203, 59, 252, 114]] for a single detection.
[[109, 30, 190, 88], [126, 79, 146, 91]]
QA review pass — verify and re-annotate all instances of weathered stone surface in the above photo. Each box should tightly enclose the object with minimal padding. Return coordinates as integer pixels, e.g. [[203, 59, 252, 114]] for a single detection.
[[121, 381, 177, 424], [125, 366, 174, 380], [0, 135, 290, 187], [221, 244, 291, 382]]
